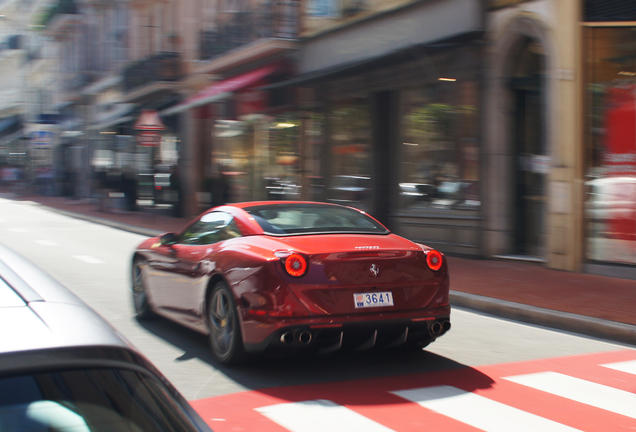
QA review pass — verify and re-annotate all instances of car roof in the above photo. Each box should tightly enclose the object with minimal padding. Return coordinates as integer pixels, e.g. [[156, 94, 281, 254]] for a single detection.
[[198, 201, 389, 238], [0, 243, 132, 370]]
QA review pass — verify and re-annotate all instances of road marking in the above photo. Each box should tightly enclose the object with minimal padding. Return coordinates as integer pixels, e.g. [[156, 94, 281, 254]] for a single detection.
[[392, 385, 582, 432], [504, 372, 636, 420], [601, 360, 636, 376], [6, 228, 28, 232], [255, 399, 396, 432], [73, 255, 103, 264], [34, 240, 58, 246]]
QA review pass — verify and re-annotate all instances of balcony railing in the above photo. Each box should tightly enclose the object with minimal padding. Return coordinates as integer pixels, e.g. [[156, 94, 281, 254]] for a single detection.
[[123, 51, 183, 92], [199, 1, 299, 61]]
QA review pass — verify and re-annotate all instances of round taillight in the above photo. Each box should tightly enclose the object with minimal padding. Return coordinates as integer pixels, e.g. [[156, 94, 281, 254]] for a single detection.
[[284, 253, 307, 277], [426, 250, 443, 271]]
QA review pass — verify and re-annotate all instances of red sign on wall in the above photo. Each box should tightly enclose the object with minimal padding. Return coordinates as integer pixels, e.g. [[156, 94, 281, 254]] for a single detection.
[[137, 131, 161, 147]]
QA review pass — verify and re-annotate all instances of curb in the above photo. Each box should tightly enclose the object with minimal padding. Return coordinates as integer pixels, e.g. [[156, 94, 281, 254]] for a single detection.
[[450, 291, 636, 346]]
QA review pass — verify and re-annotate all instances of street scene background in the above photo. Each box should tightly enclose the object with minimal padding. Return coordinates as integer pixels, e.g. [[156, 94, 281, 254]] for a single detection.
[[1, 0, 636, 430]]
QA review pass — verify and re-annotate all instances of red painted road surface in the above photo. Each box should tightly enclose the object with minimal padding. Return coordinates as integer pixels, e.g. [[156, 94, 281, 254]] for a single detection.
[[191, 350, 636, 432]]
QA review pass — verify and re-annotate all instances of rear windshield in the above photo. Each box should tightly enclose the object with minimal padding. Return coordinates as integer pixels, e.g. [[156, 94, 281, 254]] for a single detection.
[[245, 203, 389, 235]]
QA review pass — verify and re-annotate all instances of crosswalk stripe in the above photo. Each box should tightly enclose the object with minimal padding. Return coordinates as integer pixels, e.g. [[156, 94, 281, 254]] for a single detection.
[[601, 360, 636, 376], [391, 385, 582, 432], [255, 399, 396, 432], [504, 372, 636, 420]]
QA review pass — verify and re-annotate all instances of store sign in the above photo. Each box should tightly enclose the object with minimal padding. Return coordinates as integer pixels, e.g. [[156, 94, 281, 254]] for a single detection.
[[137, 131, 161, 147], [603, 86, 636, 176], [31, 131, 54, 146]]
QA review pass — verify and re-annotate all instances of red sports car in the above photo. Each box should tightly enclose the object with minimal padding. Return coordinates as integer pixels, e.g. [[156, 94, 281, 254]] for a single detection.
[[132, 202, 450, 364]]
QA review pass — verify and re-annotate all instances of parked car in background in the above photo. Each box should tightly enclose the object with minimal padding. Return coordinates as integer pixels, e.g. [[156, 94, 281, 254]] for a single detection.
[[132, 201, 451, 365], [0, 244, 213, 432]]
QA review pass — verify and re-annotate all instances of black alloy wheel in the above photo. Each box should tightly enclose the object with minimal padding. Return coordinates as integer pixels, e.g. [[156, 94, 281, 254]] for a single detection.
[[208, 281, 246, 365], [132, 259, 155, 319]]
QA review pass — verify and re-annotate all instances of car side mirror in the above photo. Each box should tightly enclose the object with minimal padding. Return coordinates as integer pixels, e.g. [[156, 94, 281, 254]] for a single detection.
[[160, 232, 177, 246]]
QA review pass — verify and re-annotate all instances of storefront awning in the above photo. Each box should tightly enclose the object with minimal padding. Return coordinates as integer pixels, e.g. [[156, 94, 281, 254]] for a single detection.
[[261, 30, 483, 90], [162, 63, 281, 117]]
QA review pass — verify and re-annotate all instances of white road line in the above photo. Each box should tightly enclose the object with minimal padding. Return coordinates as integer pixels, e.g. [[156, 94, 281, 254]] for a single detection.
[[392, 385, 582, 432], [255, 400, 396, 432], [601, 360, 636, 376], [6, 228, 28, 233], [73, 255, 104, 264], [504, 372, 636, 420], [34, 240, 58, 246]]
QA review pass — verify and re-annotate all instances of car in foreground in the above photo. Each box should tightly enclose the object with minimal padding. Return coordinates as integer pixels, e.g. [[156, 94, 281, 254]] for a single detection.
[[132, 201, 451, 365], [0, 243, 213, 432]]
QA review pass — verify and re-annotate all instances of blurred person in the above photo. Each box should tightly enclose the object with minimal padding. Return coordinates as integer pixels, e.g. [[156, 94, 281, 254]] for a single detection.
[[172, 164, 183, 217], [122, 166, 138, 212]]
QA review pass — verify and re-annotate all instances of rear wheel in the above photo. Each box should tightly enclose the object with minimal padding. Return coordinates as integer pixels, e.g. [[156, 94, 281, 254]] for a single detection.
[[208, 282, 246, 365], [132, 259, 155, 319]]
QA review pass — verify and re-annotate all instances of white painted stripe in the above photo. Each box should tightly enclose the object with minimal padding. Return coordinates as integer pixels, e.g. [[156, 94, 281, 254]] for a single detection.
[[34, 240, 58, 246], [504, 372, 636, 420], [255, 399, 396, 432], [392, 385, 582, 432], [6, 228, 28, 232], [601, 360, 636, 376], [73, 255, 104, 264]]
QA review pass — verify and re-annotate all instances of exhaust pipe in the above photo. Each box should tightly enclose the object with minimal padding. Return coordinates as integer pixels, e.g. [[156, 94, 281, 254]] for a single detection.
[[442, 320, 451, 332], [298, 330, 312, 345], [430, 321, 442, 336], [280, 331, 294, 344]]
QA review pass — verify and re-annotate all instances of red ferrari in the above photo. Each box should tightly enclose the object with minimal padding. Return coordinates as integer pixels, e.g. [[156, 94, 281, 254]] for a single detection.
[[132, 202, 450, 364]]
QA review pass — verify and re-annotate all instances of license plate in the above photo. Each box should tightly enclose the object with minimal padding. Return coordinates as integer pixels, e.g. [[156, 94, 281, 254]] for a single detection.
[[354, 291, 394, 308]]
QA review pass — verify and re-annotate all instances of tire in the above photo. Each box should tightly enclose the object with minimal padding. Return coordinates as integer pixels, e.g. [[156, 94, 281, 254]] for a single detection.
[[132, 259, 155, 320], [207, 281, 246, 365]]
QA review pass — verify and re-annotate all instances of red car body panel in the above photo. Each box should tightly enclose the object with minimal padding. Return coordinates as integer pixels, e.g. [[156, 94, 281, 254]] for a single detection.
[[134, 202, 450, 354]]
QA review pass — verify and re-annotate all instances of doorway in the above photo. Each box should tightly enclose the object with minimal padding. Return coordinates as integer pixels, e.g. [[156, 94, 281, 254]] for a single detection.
[[509, 37, 547, 258]]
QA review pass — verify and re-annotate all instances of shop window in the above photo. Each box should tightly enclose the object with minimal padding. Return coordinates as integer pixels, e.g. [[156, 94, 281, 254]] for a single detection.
[[307, 0, 339, 18], [399, 81, 479, 212], [328, 98, 372, 212], [584, 26, 636, 265], [266, 114, 301, 200]]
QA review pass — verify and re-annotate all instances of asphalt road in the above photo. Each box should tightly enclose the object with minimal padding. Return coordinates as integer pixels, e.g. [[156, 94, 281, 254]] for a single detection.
[[0, 197, 629, 402]]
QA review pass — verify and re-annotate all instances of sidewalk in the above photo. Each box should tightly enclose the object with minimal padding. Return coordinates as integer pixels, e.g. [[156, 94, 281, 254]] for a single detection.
[[7, 193, 636, 346]]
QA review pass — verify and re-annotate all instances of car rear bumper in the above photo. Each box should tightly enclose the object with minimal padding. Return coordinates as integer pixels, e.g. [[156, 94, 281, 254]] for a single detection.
[[241, 306, 450, 353]]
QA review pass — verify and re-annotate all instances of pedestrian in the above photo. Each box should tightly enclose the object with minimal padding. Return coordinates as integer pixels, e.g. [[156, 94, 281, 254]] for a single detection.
[[122, 167, 137, 212], [171, 164, 183, 217]]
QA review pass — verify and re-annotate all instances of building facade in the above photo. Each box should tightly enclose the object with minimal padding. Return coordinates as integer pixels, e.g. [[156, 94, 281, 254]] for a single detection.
[[23, 0, 636, 277]]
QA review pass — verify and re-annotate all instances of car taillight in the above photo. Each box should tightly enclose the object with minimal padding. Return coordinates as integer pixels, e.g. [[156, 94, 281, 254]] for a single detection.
[[426, 250, 443, 271], [283, 253, 308, 277]]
